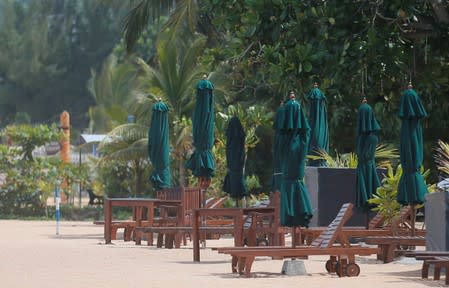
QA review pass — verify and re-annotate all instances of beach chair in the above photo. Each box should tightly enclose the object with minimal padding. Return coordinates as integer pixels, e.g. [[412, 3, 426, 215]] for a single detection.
[[300, 205, 423, 245], [217, 203, 380, 277]]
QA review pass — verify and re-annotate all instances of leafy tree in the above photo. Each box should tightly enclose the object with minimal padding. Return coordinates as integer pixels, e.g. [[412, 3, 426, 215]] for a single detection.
[[0, 124, 88, 216], [0, 0, 128, 128], [4, 124, 61, 161]]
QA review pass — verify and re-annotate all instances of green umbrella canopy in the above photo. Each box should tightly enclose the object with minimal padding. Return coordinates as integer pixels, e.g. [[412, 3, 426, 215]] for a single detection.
[[186, 77, 216, 179], [148, 100, 171, 190], [280, 94, 313, 227], [271, 103, 286, 192], [223, 116, 248, 199], [307, 84, 329, 167], [355, 100, 381, 211], [397, 86, 428, 205]]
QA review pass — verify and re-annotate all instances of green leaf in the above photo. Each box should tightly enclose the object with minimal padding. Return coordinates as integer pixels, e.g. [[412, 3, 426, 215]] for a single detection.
[[303, 61, 312, 72]]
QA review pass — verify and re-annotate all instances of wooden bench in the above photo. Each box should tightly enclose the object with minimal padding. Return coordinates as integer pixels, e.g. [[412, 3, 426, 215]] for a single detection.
[[217, 203, 380, 277], [136, 226, 236, 248], [94, 220, 135, 241], [412, 255, 449, 285], [362, 235, 426, 263]]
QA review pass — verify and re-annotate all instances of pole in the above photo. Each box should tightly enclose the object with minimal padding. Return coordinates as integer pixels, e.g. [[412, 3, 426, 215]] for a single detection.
[[55, 182, 61, 235], [79, 140, 82, 207]]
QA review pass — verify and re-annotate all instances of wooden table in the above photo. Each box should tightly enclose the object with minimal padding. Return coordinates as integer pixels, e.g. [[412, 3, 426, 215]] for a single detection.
[[104, 198, 181, 244], [191, 207, 275, 262]]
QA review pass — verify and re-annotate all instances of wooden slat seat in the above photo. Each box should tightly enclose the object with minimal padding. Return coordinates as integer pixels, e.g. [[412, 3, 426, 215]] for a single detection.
[[300, 205, 421, 245], [217, 203, 380, 277]]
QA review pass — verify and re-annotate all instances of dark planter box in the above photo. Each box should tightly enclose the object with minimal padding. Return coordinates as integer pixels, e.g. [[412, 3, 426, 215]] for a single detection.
[[304, 167, 383, 227], [425, 191, 449, 251]]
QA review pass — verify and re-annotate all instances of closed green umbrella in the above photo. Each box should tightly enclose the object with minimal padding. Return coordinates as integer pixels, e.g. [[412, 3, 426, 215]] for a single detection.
[[355, 97, 381, 226], [223, 116, 247, 203], [307, 83, 329, 167], [397, 84, 428, 235], [280, 92, 313, 247], [271, 103, 285, 192], [148, 100, 171, 190], [186, 75, 216, 188]]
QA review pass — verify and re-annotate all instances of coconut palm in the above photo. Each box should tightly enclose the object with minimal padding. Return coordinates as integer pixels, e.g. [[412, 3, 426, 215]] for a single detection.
[[122, 0, 198, 52], [131, 32, 207, 186], [87, 54, 137, 133], [97, 123, 150, 197]]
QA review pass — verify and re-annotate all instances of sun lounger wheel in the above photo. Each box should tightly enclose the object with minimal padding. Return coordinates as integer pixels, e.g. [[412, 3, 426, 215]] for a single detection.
[[345, 263, 360, 277], [325, 259, 337, 272]]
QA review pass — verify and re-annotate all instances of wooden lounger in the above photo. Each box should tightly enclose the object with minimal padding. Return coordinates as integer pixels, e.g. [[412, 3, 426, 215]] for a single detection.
[[362, 235, 426, 263], [217, 203, 380, 277]]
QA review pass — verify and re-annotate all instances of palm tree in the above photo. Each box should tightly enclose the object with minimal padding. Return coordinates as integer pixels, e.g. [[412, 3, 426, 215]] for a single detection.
[[97, 123, 150, 196], [131, 33, 207, 186], [87, 54, 137, 133], [122, 0, 198, 53]]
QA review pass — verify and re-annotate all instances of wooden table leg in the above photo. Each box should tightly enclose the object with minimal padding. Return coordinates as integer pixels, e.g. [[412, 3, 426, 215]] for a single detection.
[[134, 206, 143, 245], [104, 199, 112, 244], [193, 210, 200, 262]]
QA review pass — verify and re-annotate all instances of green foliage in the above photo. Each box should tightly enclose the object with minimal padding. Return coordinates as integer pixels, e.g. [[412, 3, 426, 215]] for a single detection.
[[368, 164, 403, 225], [94, 159, 134, 198], [435, 140, 449, 178], [0, 124, 90, 216], [0, 0, 128, 127], [97, 123, 151, 197], [87, 55, 138, 133], [307, 144, 399, 168], [368, 164, 436, 225], [3, 124, 61, 160]]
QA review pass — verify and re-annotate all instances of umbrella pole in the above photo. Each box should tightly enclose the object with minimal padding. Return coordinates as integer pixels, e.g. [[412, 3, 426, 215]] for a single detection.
[[365, 211, 370, 229], [411, 204, 416, 237], [291, 226, 297, 248]]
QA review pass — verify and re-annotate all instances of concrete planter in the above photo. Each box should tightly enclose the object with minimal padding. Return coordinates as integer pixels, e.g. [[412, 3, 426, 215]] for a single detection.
[[304, 167, 384, 227]]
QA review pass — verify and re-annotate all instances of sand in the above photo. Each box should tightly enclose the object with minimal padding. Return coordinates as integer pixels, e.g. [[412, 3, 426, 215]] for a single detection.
[[0, 220, 439, 288]]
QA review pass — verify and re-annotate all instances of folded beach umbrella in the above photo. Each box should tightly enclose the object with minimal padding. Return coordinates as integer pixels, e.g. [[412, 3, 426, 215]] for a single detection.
[[355, 97, 381, 215], [271, 102, 286, 193], [280, 92, 313, 246], [307, 83, 329, 166], [223, 116, 247, 202], [397, 83, 428, 235], [148, 100, 171, 190], [186, 75, 216, 189]]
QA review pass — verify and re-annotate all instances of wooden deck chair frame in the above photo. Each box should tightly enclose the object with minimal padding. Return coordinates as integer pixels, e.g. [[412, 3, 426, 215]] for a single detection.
[[217, 203, 380, 277]]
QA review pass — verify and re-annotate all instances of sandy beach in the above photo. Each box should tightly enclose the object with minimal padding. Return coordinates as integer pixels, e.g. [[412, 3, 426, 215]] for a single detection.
[[0, 220, 440, 288]]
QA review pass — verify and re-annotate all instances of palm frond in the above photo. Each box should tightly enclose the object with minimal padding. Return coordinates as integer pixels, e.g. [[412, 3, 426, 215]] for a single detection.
[[435, 139, 449, 177], [106, 123, 148, 142], [122, 0, 174, 53]]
